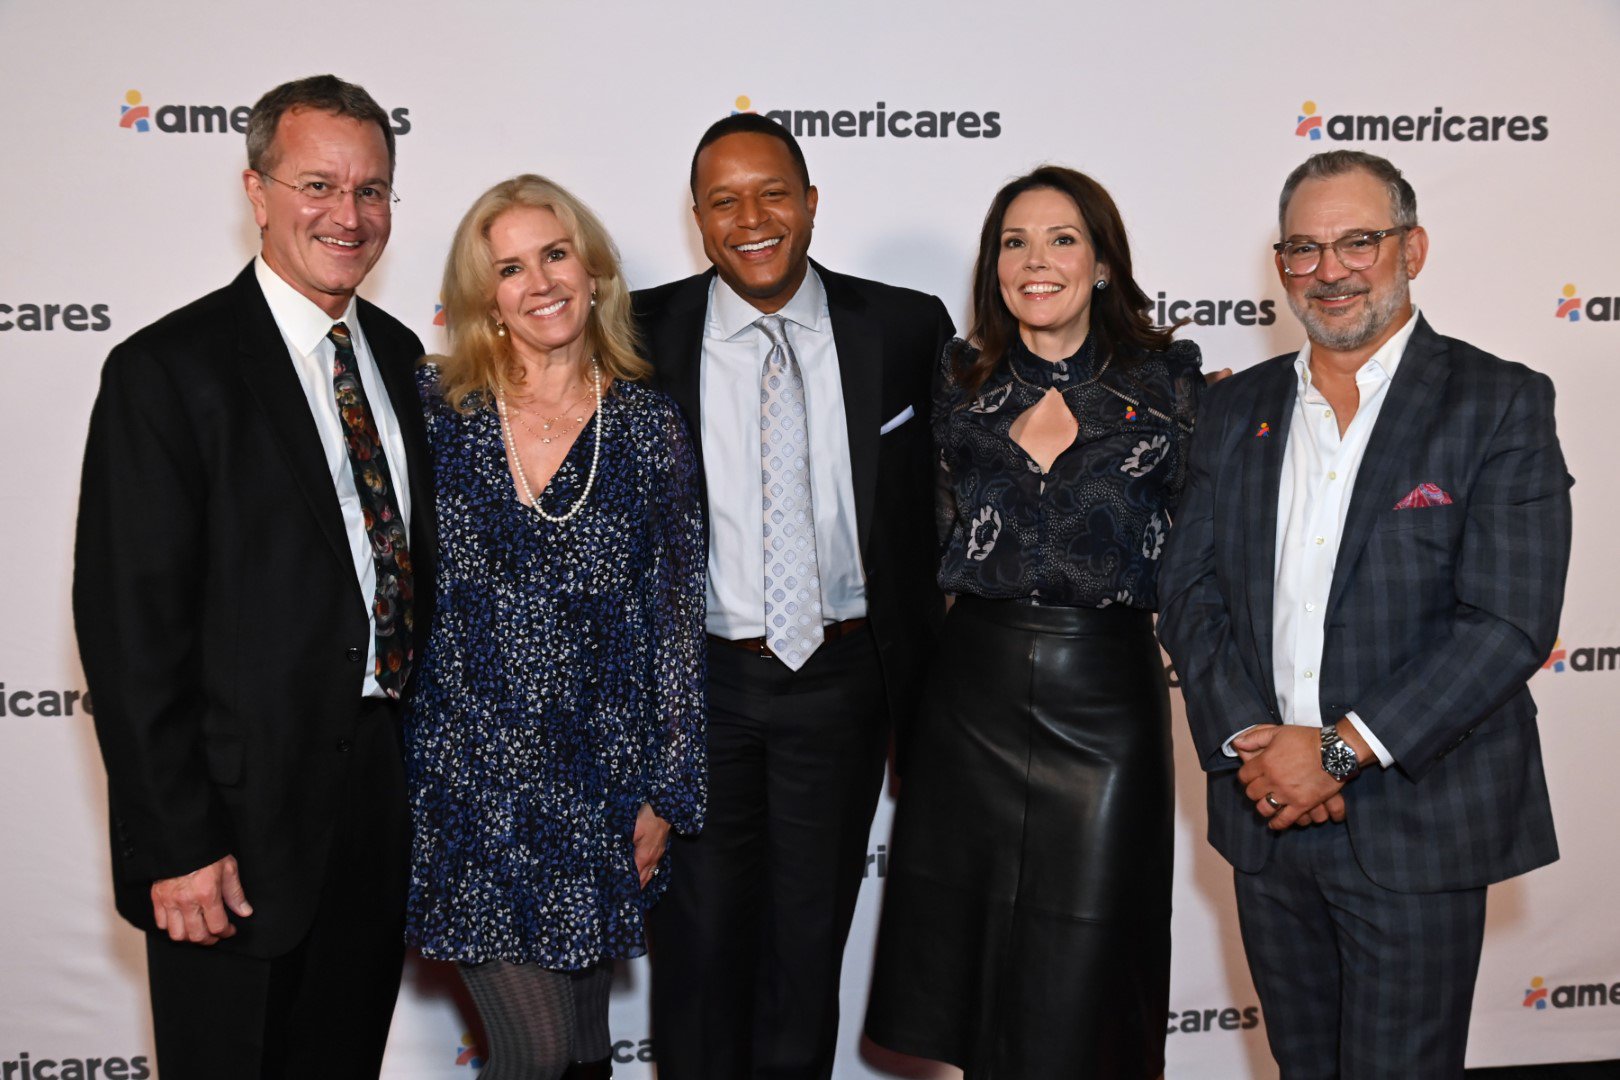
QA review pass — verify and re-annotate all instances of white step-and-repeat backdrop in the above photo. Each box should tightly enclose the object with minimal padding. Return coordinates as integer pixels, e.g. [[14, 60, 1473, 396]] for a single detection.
[[3, 1, 1617, 1075]]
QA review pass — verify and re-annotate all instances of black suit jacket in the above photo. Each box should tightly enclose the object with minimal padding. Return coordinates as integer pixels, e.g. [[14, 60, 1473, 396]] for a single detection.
[[1157, 316, 1571, 893], [633, 262, 953, 734], [73, 263, 434, 956]]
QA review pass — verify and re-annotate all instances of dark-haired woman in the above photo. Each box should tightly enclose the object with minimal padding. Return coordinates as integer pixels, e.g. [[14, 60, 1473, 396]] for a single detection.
[[865, 167, 1203, 1078]]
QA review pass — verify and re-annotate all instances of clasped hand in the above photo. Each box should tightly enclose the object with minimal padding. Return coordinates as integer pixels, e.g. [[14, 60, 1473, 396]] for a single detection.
[[1234, 725, 1347, 831]]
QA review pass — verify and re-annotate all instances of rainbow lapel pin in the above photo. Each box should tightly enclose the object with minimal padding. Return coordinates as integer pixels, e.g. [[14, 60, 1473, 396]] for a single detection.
[[1124, 405, 1138, 421], [1255, 422, 1272, 438]]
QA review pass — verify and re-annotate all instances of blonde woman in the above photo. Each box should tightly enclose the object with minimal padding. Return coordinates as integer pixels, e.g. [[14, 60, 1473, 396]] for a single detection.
[[405, 175, 706, 1080]]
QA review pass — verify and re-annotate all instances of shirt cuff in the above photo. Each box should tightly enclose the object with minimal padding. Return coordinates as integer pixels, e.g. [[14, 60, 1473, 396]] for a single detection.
[[1343, 711, 1394, 768], [1221, 724, 1264, 757]]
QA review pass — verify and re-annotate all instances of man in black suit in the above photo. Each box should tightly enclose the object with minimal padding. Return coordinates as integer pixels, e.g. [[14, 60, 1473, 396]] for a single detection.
[[1158, 150, 1572, 1078], [73, 75, 432, 1079], [634, 114, 953, 1079]]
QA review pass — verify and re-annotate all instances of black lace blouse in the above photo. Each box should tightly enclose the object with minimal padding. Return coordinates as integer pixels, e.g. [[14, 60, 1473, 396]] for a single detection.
[[934, 333, 1204, 610]]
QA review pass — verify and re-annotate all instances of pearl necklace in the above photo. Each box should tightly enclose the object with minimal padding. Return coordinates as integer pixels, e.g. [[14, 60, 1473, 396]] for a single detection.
[[497, 358, 603, 524]]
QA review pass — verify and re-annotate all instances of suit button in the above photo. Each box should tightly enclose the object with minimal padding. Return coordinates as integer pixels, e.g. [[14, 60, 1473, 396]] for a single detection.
[[345, 647, 363, 662], [335, 738, 352, 753]]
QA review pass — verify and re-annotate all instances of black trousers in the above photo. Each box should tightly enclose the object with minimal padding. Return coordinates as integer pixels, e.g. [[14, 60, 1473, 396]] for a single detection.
[[144, 698, 410, 1080], [1235, 819, 1487, 1080], [650, 629, 888, 1080]]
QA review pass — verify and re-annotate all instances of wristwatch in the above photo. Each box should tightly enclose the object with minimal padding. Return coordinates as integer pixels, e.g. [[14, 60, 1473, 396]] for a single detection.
[[1320, 722, 1360, 782]]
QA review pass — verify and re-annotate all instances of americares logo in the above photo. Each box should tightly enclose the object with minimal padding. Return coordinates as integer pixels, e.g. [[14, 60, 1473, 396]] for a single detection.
[[1540, 636, 1619, 674], [0, 683, 93, 717], [0, 303, 110, 333], [119, 88, 411, 136], [1296, 101, 1323, 140], [1554, 282, 1620, 322], [1167, 1004, 1261, 1034], [1293, 99, 1548, 143], [1152, 292, 1277, 328], [454, 1032, 483, 1068], [119, 90, 150, 131], [1556, 284, 1581, 321], [1521, 974, 1620, 1011], [735, 94, 1001, 139], [0, 1050, 150, 1079]]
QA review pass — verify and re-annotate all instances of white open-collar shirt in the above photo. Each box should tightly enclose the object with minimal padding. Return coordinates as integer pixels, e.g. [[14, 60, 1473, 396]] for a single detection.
[[1267, 308, 1424, 768]]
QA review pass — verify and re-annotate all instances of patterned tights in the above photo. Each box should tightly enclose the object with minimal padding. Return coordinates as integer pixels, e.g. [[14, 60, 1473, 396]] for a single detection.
[[458, 959, 614, 1079]]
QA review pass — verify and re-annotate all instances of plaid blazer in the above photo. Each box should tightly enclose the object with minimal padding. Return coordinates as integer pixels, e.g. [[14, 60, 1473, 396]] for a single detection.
[[1157, 316, 1573, 893]]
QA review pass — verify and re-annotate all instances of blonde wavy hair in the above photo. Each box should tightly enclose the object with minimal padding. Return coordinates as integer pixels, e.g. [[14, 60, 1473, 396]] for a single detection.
[[430, 173, 648, 412]]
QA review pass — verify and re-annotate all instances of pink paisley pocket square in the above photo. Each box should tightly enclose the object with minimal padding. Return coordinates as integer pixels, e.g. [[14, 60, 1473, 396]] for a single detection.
[[1393, 482, 1454, 510]]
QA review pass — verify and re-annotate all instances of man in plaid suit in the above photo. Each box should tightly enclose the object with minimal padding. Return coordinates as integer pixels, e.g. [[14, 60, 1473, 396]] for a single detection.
[[1158, 150, 1573, 1078]]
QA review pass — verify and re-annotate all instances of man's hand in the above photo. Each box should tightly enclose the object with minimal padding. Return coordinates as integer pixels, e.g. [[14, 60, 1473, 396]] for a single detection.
[[1292, 793, 1348, 827], [150, 854, 252, 945], [632, 804, 672, 889], [1235, 725, 1345, 831], [1205, 367, 1234, 386]]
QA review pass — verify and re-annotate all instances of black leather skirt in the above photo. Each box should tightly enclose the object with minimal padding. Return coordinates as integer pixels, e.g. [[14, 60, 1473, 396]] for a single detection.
[[866, 596, 1173, 1079]]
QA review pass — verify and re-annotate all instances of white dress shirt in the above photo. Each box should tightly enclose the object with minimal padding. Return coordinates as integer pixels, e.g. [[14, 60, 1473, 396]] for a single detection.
[[255, 256, 413, 698], [1262, 309, 1424, 768], [699, 270, 865, 639]]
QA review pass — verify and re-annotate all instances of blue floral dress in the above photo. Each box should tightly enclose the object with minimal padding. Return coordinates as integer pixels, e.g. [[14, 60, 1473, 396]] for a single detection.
[[404, 365, 706, 969]]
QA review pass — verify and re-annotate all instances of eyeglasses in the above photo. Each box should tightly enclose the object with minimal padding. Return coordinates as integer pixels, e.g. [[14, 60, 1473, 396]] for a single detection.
[[258, 171, 399, 211], [1273, 226, 1409, 277]]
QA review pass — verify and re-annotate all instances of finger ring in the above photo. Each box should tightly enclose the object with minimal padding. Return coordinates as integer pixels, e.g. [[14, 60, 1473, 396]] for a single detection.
[[1264, 793, 1284, 809]]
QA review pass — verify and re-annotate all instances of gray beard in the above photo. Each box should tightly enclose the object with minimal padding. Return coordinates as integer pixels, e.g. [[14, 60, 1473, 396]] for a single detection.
[[1289, 262, 1410, 352]]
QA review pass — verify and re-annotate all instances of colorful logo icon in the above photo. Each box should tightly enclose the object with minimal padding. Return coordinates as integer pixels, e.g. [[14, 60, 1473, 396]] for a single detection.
[[1296, 100, 1323, 140], [455, 1032, 485, 1067], [1542, 638, 1567, 673], [1557, 283, 1581, 321], [732, 94, 756, 116], [120, 89, 151, 132], [433, 302, 446, 327], [1524, 976, 1550, 1010]]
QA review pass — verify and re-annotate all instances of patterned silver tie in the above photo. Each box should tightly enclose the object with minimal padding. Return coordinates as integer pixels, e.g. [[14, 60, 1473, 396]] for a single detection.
[[758, 314, 824, 670]]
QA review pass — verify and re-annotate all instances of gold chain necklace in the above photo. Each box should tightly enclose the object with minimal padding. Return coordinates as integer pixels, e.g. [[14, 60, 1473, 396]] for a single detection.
[[505, 384, 593, 446]]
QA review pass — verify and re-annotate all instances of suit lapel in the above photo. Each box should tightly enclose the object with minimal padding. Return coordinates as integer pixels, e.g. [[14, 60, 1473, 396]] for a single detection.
[[229, 266, 357, 575], [1242, 357, 1298, 703], [818, 264, 880, 554], [1325, 315, 1449, 620], [651, 272, 713, 464]]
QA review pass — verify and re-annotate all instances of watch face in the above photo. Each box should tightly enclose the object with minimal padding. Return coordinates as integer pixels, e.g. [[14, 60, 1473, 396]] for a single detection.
[[1322, 737, 1359, 781]]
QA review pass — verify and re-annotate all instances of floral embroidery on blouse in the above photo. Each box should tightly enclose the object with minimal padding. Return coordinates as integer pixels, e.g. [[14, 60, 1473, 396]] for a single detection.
[[934, 334, 1203, 610]]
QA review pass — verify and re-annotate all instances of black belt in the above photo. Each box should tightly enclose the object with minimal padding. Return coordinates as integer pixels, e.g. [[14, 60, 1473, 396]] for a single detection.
[[708, 618, 869, 658]]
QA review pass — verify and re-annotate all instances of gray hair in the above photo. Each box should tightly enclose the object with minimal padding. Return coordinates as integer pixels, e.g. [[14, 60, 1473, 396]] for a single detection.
[[1278, 150, 1417, 237], [245, 74, 395, 178]]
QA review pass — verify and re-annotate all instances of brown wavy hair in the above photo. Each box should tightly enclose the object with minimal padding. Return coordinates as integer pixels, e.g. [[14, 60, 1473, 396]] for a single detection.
[[429, 174, 648, 412], [960, 165, 1174, 399]]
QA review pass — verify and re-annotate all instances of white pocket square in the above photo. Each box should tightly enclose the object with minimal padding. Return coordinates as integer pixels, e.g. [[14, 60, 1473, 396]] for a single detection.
[[879, 405, 916, 435]]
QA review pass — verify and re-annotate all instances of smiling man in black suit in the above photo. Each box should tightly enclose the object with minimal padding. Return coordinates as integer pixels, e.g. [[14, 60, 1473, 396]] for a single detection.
[[74, 74, 432, 1079], [634, 114, 953, 1080]]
